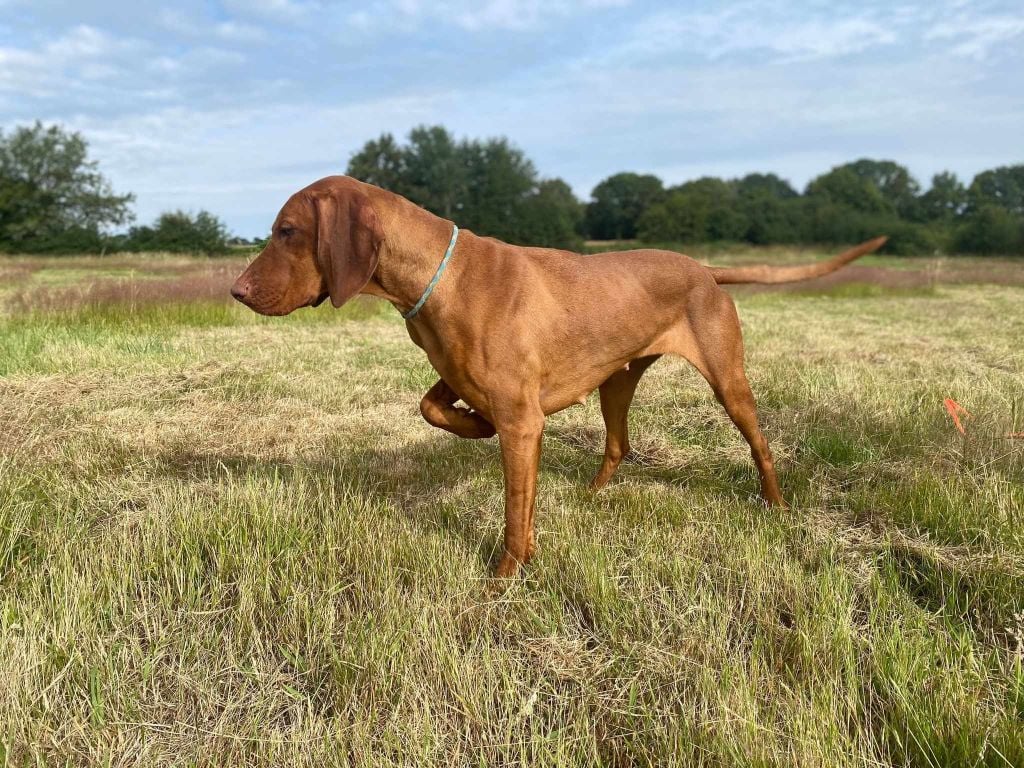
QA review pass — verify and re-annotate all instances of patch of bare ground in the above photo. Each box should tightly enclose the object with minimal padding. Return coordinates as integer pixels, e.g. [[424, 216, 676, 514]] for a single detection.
[[730, 260, 1024, 294], [0, 263, 38, 284]]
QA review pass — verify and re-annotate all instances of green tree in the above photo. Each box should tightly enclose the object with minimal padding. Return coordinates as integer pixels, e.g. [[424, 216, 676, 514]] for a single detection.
[[346, 126, 581, 248], [402, 126, 467, 220], [683, 178, 746, 240], [966, 165, 1024, 216], [346, 133, 408, 196], [638, 177, 745, 243], [955, 205, 1023, 254], [803, 164, 917, 249], [738, 196, 805, 244], [805, 166, 893, 215], [124, 210, 229, 254], [734, 173, 801, 244], [0, 121, 134, 251], [636, 194, 694, 242], [585, 173, 665, 240], [919, 171, 967, 221], [519, 179, 583, 250], [460, 137, 537, 241], [843, 159, 921, 218], [734, 173, 798, 201]]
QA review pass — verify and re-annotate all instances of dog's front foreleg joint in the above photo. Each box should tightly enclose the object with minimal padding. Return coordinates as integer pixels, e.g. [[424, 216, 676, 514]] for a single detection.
[[419, 379, 496, 439]]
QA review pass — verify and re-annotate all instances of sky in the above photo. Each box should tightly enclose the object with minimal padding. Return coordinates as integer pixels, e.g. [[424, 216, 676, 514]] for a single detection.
[[1, 0, 1022, 238]]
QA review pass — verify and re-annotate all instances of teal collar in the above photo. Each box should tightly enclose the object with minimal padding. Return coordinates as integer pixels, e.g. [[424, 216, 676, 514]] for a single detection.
[[402, 224, 459, 320]]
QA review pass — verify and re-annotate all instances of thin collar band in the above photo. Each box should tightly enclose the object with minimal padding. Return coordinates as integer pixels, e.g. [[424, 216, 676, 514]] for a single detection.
[[402, 224, 459, 320]]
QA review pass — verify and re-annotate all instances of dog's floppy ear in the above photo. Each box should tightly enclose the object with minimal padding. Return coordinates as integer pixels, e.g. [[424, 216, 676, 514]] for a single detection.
[[314, 190, 383, 308]]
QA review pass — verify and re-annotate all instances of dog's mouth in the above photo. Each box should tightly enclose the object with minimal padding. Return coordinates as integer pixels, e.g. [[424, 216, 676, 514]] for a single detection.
[[250, 304, 292, 316], [242, 291, 329, 316]]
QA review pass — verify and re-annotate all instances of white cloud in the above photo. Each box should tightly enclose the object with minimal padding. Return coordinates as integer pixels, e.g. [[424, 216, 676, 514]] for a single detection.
[[222, 0, 320, 22], [51, 24, 109, 57], [450, 0, 630, 31], [157, 9, 195, 35], [352, 0, 630, 32], [159, 9, 267, 42], [347, 9, 373, 30], [55, 91, 456, 234], [3, 0, 1020, 236], [605, 4, 903, 64], [926, 13, 1024, 60], [214, 21, 265, 42], [0, 25, 139, 95]]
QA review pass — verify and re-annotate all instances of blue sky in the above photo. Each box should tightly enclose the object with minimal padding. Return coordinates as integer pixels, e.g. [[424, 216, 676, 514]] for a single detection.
[[1, 0, 1022, 237]]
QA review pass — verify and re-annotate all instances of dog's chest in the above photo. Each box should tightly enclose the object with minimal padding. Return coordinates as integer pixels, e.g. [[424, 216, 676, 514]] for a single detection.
[[405, 320, 492, 413]]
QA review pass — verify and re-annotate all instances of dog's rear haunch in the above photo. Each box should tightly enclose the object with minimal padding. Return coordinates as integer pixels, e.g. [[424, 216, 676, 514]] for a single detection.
[[232, 176, 886, 578]]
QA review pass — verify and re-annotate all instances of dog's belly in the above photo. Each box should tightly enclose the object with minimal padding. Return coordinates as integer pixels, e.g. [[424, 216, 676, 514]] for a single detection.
[[537, 357, 651, 415], [533, 312, 682, 415]]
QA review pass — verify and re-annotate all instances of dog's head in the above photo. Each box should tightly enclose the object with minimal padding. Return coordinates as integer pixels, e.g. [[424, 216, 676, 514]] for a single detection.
[[231, 177, 383, 316]]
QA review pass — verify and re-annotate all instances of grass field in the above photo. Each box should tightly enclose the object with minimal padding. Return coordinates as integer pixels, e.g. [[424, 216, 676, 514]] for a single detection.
[[1, 250, 1022, 766]]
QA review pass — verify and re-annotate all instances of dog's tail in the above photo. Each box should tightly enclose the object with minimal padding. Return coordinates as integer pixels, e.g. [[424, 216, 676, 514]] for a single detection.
[[708, 236, 888, 285]]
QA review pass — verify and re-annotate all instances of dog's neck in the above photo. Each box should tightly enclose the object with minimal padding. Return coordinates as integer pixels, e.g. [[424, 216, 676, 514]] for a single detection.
[[362, 191, 464, 319]]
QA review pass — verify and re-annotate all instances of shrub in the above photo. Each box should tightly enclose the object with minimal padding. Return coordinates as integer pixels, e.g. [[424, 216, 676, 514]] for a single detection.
[[123, 210, 230, 254]]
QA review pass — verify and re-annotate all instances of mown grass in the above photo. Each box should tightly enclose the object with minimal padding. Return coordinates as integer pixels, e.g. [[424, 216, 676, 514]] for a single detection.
[[1, 253, 1022, 766]]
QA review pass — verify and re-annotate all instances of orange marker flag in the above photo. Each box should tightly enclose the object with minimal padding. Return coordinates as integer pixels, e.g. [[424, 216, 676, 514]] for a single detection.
[[943, 398, 970, 435], [944, 398, 1024, 439]]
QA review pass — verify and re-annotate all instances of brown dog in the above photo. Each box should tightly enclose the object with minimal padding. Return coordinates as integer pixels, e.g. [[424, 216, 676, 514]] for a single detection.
[[231, 175, 886, 577]]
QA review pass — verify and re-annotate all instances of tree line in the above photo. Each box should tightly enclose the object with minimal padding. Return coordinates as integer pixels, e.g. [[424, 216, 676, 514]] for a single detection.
[[600, 162, 1024, 255], [349, 128, 1024, 255], [0, 122, 231, 254], [2, 121, 1022, 255]]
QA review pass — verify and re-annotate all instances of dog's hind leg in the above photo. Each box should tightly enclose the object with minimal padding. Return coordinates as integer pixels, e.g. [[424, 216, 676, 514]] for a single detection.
[[420, 379, 496, 439], [670, 287, 785, 506], [706, 359, 784, 506], [590, 355, 659, 490]]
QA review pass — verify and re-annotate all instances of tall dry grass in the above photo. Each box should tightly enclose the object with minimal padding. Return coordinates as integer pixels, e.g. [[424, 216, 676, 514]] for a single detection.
[[0, 252, 1022, 766]]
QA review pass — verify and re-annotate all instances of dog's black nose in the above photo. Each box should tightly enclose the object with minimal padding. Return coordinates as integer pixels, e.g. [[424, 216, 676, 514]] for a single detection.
[[230, 281, 250, 302]]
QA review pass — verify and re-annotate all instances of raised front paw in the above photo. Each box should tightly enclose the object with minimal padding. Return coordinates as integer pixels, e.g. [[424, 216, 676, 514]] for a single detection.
[[464, 410, 497, 438]]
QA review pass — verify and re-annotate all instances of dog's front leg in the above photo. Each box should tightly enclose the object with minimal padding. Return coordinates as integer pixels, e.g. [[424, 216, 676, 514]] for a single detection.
[[493, 409, 544, 578], [419, 379, 496, 438]]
